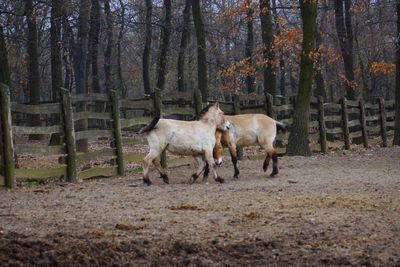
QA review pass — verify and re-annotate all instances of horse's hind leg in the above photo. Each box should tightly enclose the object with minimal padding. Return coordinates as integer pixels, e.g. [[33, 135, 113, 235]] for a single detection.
[[228, 143, 240, 178], [261, 143, 279, 177], [143, 150, 159, 185], [153, 159, 169, 184]]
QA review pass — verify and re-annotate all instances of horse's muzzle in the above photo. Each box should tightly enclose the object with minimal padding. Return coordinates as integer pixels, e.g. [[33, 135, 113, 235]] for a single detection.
[[215, 158, 223, 166], [223, 121, 231, 131]]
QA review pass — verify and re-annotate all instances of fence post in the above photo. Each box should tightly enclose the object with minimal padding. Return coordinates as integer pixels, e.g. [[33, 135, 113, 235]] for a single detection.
[[152, 89, 166, 167], [0, 83, 15, 188], [60, 88, 77, 182], [232, 94, 243, 160], [359, 98, 368, 148], [379, 97, 388, 147], [193, 89, 203, 117], [317, 96, 327, 153], [341, 97, 350, 150], [265, 93, 274, 118], [111, 90, 125, 175]]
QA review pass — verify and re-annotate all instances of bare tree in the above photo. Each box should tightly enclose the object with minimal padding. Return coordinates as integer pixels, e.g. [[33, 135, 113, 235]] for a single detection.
[[334, 0, 356, 100], [192, 0, 207, 101], [245, 0, 255, 94], [393, 0, 400, 145], [177, 0, 191, 92], [143, 0, 152, 95], [259, 0, 276, 96], [156, 0, 172, 91]]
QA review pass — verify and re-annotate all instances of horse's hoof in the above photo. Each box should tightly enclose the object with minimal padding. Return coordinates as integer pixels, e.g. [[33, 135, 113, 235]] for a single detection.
[[161, 174, 169, 184], [191, 174, 198, 184], [263, 164, 269, 172], [233, 174, 239, 179], [143, 178, 152, 185], [270, 172, 278, 177], [215, 177, 225, 183]]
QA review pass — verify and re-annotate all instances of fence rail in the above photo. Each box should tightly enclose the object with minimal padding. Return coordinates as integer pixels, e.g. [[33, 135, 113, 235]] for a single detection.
[[0, 83, 397, 188]]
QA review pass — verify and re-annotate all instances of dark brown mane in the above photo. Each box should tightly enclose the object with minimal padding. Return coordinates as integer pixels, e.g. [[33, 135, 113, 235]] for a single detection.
[[197, 103, 215, 119]]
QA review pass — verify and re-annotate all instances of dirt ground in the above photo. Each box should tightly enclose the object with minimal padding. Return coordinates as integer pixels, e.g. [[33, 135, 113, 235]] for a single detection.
[[0, 146, 399, 266]]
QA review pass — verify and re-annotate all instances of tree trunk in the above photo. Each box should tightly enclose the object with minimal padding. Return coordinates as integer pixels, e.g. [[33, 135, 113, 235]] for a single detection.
[[104, 0, 113, 93], [272, 0, 286, 96], [88, 0, 100, 93], [314, 10, 326, 101], [50, 0, 63, 101], [156, 0, 172, 91], [393, 0, 400, 145], [143, 0, 152, 95], [287, 0, 317, 156], [74, 0, 91, 152], [245, 0, 255, 94], [334, 0, 356, 100], [62, 15, 74, 91], [177, 0, 191, 92], [0, 24, 10, 153], [0, 25, 10, 87], [26, 0, 42, 140], [259, 0, 276, 96], [117, 0, 126, 97], [192, 0, 208, 102], [49, 0, 64, 146]]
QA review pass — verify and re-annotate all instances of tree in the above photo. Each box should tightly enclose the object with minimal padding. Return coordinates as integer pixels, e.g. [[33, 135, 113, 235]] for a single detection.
[[104, 0, 113, 93], [88, 0, 101, 93], [287, 0, 318, 156], [50, 0, 63, 101], [0, 24, 10, 152], [74, 0, 91, 152], [259, 0, 276, 96], [192, 0, 207, 101], [156, 0, 172, 91], [143, 0, 152, 95], [245, 0, 255, 94], [26, 0, 42, 140], [393, 0, 400, 146], [334, 0, 356, 100], [177, 0, 191, 92]]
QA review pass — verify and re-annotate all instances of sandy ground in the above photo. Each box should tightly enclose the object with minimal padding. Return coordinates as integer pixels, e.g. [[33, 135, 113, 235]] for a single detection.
[[0, 146, 399, 266]]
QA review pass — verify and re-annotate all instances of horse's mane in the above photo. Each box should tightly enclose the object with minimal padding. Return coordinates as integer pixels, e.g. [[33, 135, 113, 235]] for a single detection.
[[197, 103, 215, 119]]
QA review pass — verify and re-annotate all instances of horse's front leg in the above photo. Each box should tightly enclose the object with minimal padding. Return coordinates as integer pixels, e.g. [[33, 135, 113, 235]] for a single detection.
[[205, 151, 224, 183], [191, 156, 205, 183]]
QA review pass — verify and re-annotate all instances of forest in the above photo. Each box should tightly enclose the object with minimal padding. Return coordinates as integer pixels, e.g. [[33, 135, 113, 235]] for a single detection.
[[1, 0, 400, 155]]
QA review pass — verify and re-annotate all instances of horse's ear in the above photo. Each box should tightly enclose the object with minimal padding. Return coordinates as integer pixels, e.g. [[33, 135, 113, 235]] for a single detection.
[[214, 102, 220, 109]]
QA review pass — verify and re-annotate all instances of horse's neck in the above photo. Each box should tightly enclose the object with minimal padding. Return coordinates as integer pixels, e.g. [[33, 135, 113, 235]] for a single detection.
[[200, 117, 217, 131]]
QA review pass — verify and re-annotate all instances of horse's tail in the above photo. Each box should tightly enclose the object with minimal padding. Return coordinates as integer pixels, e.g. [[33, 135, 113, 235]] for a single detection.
[[139, 116, 160, 134], [275, 120, 288, 133]]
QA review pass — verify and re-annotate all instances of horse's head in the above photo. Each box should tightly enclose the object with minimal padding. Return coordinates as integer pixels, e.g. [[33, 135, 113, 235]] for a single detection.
[[201, 102, 231, 131], [213, 130, 224, 166]]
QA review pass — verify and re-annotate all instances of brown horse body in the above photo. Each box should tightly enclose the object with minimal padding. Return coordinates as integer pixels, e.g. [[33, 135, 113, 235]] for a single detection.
[[210, 114, 285, 178]]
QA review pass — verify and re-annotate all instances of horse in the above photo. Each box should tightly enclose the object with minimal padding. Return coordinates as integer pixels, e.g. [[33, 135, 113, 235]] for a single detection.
[[139, 102, 231, 185], [208, 114, 286, 178]]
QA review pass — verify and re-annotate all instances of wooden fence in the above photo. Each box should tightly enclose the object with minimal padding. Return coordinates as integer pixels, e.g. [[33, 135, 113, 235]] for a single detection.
[[0, 83, 396, 188]]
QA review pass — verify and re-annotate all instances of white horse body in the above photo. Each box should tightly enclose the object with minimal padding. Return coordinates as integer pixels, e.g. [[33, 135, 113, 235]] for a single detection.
[[147, 119, 216, 156], [140, 103, 230, 185]]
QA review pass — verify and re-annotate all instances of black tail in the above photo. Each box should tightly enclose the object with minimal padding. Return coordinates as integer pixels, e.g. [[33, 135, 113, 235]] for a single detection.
[[139, 116, 160, 134], [276, 121, 288, 133]]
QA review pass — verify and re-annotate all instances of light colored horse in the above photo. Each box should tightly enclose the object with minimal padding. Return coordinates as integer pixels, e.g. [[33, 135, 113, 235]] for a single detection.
[[210, 114, 286, 178], [139, 103, 231, 185]]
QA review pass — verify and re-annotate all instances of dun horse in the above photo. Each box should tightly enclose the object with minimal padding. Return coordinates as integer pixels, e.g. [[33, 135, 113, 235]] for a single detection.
[[139, 103, 231, 185], [210, 114, 286, 178]]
